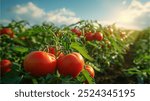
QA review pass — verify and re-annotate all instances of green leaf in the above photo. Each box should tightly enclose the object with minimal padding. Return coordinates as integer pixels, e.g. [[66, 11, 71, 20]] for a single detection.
[[70, 42, 94, 61], [32, 79, 38, 84], [1, 70, 22, 84], [87, 62, 101, 72], [13, 38, 26, 46], [82, 70, 95, 84], [87, 41, 99, 49], [12, 46, 28, 53]]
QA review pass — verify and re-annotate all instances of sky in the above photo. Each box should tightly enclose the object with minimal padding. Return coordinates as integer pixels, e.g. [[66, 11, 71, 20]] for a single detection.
[[0, 0, 150, 29]]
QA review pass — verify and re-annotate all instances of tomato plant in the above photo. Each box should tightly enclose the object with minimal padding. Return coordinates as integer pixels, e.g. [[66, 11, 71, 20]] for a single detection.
[[0, 20, 149, 84]]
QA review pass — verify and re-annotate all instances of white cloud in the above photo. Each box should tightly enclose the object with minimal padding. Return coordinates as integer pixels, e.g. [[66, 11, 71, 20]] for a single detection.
[[99, 0, 150, 30], [0, 19, 11, 25], [117, 0, 150, 29], [122, 0, 127, 5], [12, 2, 80, 25], [14, 2, 45, 18]]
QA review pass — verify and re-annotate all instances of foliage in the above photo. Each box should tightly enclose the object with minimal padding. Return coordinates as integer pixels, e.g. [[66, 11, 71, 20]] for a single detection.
[[0, 20, 149, 84]]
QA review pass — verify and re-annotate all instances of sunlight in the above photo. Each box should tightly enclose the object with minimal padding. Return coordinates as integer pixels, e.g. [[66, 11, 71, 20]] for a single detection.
[[118, 11, 134, 23]]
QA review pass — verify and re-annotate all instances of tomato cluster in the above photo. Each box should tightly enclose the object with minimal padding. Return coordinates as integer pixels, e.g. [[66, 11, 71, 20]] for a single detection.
[[71, 28, 82, 37], [71, 28, 103, 41], [23, 49, 95, 79]]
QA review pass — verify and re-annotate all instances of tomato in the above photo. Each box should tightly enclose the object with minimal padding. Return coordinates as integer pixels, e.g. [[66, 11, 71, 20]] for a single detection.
[[85, 65, 95, 78], [85, 32, 94, 41], [0, 59, 12, 75], [94, 32, 103, 41], [0, 28, 14, 38], [71, 28, 82, 37], [57, 52, 84, 78], [23, 51, 57, 76], [48, 47, 64, 58], [48, 47, 56, 55]]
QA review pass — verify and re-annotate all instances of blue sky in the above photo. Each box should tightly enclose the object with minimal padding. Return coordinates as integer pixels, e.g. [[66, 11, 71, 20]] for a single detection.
[[1, 0, 150, 29]]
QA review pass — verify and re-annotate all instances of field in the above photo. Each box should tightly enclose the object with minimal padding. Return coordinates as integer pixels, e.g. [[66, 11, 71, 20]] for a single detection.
[[0, 20, 150, 84]]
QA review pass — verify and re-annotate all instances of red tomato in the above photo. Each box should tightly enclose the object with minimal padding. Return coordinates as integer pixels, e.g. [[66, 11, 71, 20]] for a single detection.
[[23, 51, 57, 76], [0, 59, 12, 75], [85, 65, 95, 78], [0, 28, 14, 38], [57, 52, 84, 78], [85, 32, 94, 41], [71, 28, 82, 37], [94, 32, 103, 41], [48, 47, 64, 58], [48, 47, 56, 55]]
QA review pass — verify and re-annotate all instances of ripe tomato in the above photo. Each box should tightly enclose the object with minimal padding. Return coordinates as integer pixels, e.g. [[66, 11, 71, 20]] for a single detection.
[[57, 52, 84, 78], [0, 59, 12, 75], [48, 47, 56, 55], [71, 28, 82, 37], [48, 47, 64, 58], [85, 32, 94, 41], [94, 32, 103, 41], [85, 65, 95, 78], [0, 28, 14, 38], [23, 51, 57, 76]]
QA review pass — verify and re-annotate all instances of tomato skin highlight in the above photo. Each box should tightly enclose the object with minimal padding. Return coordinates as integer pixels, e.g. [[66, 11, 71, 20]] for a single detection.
[[0, 28, 14, 38], [0, 59, 12, 75], [57, 52, 84, 78], [85, 65, 95, 78], [94, 32, 103, 41], [23, 51, 57, 76], [85, 32, 94, 41], [71, 28, 82, 37]]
